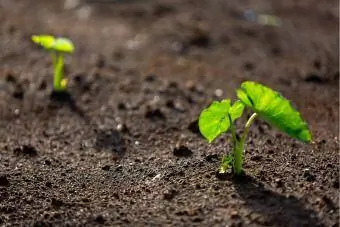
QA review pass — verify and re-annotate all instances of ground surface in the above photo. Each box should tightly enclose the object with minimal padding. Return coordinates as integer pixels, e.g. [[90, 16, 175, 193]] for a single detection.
[[0, 0, 339, 226]]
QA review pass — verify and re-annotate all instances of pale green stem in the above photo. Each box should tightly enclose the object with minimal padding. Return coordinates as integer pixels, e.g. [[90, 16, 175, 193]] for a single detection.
[[233, 112, 257, 175], [52, 53, 64, 91], [240, 112, 258, 145]]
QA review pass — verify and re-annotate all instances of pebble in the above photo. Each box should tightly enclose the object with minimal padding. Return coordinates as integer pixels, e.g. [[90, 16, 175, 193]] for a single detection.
[[214, 89, 223, 97]]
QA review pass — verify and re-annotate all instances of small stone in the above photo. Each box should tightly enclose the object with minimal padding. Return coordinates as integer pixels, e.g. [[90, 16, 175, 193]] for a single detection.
[[274, 178, 284, 188], [116, 124, 128, 133], [166, 100, 186, 112], [230, 210, 240, 219], [14, 109, 20, 116], [214, 89, 223, 97]]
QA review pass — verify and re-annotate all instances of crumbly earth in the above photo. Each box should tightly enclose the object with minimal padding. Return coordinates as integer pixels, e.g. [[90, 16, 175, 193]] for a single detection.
[[0, 0, 339, 226]]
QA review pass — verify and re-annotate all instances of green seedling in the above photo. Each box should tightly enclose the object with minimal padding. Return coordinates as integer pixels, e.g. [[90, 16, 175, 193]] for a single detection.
[[199, 81, 312, 175], [31, 34, 75, 91]]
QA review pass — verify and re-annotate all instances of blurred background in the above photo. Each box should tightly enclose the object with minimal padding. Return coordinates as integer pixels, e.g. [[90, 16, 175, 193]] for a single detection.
[[0, 0, 339, 121]]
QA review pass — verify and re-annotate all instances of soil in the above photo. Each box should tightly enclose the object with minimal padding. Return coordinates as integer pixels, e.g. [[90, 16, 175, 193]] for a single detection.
[[0, 0, 339, 226]]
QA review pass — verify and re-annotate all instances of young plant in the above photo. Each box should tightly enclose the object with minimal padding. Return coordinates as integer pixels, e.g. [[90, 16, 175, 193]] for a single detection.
[[31, 34, 75, 92], [199, 81, 312, 176]]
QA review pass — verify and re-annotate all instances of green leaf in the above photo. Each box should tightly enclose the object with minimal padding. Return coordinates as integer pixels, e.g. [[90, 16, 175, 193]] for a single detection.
[[198, 99, 231, 143], [237, 81, 312, 142], [219, 154, 234, 173], [31, 35, 74, 53], [54, 37, 75, 53], [229, 100, 245, 122], [32, 35, 55, 49]]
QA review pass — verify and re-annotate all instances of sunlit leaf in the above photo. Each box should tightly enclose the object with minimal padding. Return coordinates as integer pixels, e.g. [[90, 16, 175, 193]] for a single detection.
[[237, 81, 312, 142], [54, 37, 74, 53], [198, 99, 231, 143], [31, 35, 74, 53], [32, 35, 55, 49], [229, 100, 245, 122]]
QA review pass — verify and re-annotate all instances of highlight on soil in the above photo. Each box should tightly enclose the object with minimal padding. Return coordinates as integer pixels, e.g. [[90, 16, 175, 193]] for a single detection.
[[198, 81, 312, 176], [31, 34, 75, 92]]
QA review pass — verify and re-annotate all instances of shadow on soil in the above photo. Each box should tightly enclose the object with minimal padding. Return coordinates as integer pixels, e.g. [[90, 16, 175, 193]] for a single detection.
[[233, 175, 322, 227], [50, 91, 86, 119]]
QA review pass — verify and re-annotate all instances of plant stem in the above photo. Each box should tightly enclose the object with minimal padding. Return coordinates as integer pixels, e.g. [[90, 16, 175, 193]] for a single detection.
[[232, 112, 257, 175], [241, 113, 258, 145], [53, 53, 64, 91]]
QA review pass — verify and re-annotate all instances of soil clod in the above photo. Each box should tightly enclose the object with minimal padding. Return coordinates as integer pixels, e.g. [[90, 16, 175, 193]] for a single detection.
[[51, 198, 64, 208], [101, 165, 110, 171], [304, 73, 325, 84], [173, 146, 193, 157], [205, 154, 219, 163], [145, 108, 166, 121], [13, 145, 38, 156], [163, 188, 178, 200], [0, 175, 9, 187], [188, 120, 200, 134]]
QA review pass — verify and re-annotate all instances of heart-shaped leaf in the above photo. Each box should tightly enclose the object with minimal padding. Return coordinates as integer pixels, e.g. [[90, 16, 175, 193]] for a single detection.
[[229, 100, 245, 122], [237, 81, 312, 142], [198, 99, 231, 143]]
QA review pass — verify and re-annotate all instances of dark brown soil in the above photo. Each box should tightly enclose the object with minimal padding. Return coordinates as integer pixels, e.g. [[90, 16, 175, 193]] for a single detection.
[[0, 0, 339, 226]]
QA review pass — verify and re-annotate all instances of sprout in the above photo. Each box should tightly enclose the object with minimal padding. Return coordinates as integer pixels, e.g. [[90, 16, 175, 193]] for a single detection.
[[199, 81, 312, 175], [31, 34, 75, 92]]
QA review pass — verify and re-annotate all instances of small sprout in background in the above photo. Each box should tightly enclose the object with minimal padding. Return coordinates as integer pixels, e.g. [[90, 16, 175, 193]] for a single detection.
[[31, 34, 75, 92], [199, 81, 312, 176], [243, 9, 281, 27]]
